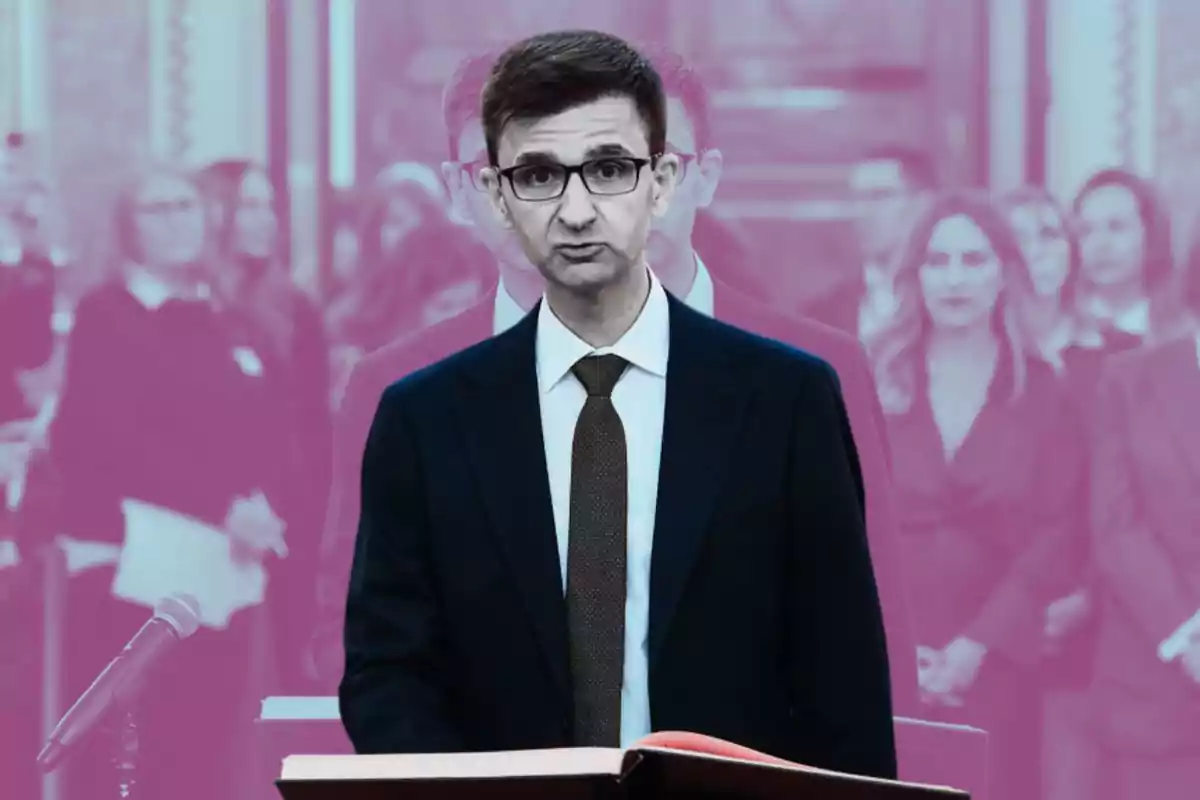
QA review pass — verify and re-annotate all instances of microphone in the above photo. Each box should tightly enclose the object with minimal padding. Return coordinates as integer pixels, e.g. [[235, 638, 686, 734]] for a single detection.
[[37, 594, 202, 772]]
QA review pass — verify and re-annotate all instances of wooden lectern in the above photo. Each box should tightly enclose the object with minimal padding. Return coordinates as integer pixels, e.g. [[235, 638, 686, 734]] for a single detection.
[[275, 731, 970, 800]]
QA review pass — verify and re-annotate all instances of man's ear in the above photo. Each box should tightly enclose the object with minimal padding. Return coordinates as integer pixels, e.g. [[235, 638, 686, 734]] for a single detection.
[[695, 148, 723, 209], [479, 168, 513, 230], [650, 153, 680, 219]]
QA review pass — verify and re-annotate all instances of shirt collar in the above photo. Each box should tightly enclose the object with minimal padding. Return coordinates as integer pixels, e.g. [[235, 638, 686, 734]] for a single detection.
[[493, 273, 526, 334], [494, 251, 711, 332], [126, 269, 211, 310], [535, 268, 670, 395], [1081, 294, 1150, 336]]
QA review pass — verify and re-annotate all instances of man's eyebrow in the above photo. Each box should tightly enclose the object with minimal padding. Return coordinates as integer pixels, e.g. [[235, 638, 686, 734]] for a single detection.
[[584, 143, 636, 159], [512, 151, 559, 167]]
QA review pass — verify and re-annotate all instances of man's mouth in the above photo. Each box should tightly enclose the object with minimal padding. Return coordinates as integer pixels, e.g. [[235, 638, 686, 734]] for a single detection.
[[556, 243, 604, 260]]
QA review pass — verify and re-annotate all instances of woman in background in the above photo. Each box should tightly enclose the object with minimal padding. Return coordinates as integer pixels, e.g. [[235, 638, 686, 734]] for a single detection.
[[1000, 184, 1122, 800], [326, 165, 485, 357], [197, 158, 332, 693], [1072, 168, 1178, 345], [876, 191, 1084, 800], [46, 164, 291, 800]]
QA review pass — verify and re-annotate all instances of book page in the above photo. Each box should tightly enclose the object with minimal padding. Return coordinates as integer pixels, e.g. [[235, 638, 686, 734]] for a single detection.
[[281, 748, 625, 782], [112, 498, 265, 629]]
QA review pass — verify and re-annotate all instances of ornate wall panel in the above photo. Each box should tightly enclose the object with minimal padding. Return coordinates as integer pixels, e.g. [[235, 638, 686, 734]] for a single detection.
[[47, 0, 151, 278]]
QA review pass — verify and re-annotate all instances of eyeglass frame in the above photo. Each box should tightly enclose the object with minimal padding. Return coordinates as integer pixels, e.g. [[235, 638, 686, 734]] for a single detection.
[[459, 151, 699, 194], [456, 151, 700, 194]]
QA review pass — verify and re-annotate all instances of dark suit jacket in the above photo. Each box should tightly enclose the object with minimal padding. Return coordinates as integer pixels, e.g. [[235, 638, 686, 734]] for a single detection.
[[315, 280, 917, 713], [339, 293, 897, 778], [1090, 338, 1200, 755], [887, 354, 1084, 666]]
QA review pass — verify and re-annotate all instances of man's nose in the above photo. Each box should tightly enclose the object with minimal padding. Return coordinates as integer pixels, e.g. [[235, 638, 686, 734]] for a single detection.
[[557, 174, 598, 228]]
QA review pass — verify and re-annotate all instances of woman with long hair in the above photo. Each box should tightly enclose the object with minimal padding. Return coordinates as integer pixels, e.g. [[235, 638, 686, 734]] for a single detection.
[[44, 163, 294, 800], [1072, 168, 1178, 344], [196, 158, 332, 692], [876, 190, 1084, 800], [999, 184, 1132, 800]]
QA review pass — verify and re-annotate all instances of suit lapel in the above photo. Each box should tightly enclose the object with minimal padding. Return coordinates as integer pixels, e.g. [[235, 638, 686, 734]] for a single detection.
[[453, 306, 572, 705], [649, 297, 754, 668]]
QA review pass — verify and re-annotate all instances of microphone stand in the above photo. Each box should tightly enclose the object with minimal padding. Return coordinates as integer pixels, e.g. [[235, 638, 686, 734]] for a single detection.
[[111, 703, 139, 799]]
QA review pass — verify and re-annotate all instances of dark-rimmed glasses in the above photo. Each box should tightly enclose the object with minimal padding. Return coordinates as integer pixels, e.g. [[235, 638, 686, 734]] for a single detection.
[[498, 157, 654, 201]]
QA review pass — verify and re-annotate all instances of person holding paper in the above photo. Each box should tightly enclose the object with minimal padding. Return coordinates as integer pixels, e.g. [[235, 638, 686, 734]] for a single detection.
[[42, 164, 296, 800], [340, 30, 896, 780], [1087, 234, 1200, 800]]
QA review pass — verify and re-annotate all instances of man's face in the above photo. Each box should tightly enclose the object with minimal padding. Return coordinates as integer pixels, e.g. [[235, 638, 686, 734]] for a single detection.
[[479, 96, 678, 297], [850, 158, 917, 256], [647, 97, 722, 269]]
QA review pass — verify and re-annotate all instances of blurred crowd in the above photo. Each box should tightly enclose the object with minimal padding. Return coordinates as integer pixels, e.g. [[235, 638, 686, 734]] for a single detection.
[[0, 35, 1198, 800]]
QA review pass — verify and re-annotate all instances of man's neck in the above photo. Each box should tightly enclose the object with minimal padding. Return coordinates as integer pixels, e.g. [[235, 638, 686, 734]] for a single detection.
[[545, 266, 652, 349]]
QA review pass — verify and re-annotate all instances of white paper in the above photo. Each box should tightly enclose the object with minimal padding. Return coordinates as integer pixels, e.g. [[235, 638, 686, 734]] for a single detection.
[[112, 498, 266, 629], [259, 695, 340, 721]]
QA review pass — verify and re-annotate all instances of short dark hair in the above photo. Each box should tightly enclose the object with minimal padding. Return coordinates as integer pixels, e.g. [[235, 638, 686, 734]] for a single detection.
[[480, 30, 667, 166], [442, 42, 711, 161], [858, 145, 937, 190]]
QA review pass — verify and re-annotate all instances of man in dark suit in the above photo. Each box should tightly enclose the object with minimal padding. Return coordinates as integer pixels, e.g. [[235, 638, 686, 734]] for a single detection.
[[1087, 245, 1200, 800], [799, 146, 936, 340], [338, 30, 896, 779], [314, 46, 918, 717]]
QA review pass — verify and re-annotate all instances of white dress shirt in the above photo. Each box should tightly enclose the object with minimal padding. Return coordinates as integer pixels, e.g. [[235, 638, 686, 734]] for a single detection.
[[491, 259, 712, 745]]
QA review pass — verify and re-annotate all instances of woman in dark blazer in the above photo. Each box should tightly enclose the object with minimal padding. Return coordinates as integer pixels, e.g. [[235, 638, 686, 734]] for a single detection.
[[875, 191, 1085, 800], [1086, 236, 1200, 800], [197, 158, 333, 693], [45, 164, 295, 800]]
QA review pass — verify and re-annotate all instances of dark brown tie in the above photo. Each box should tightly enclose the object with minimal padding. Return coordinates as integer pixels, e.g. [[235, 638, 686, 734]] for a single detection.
[[566, 353, 630, 747]]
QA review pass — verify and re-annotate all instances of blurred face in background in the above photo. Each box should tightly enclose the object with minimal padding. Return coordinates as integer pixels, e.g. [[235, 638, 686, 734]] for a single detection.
[[919, 213, 1004, 331], [379, 191, 423, 257], [443, 119, 536, 275], [647, 96, 721, 270], [1008, 200, 1072, 298], [233, 168, 278, 259], [851, 158, 917, 258], [1077, 184, 1146, 289], [133, 172, 206, 269], [422, 278, 486, 328]]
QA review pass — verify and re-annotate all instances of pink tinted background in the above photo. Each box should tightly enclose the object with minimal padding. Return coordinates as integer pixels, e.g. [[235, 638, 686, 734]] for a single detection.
[[2, 1, 1199, 799]]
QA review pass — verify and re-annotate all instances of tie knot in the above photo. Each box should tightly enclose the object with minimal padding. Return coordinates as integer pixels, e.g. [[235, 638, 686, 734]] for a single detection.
[[571, 354, 628, 398]]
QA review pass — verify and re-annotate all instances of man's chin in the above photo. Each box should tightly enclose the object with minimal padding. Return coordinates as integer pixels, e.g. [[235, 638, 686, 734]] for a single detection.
[[546, 256, 628, 292]]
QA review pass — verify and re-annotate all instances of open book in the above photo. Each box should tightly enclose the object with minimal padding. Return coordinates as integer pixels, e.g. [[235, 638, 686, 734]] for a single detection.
[[278, 731, 967, 799]]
